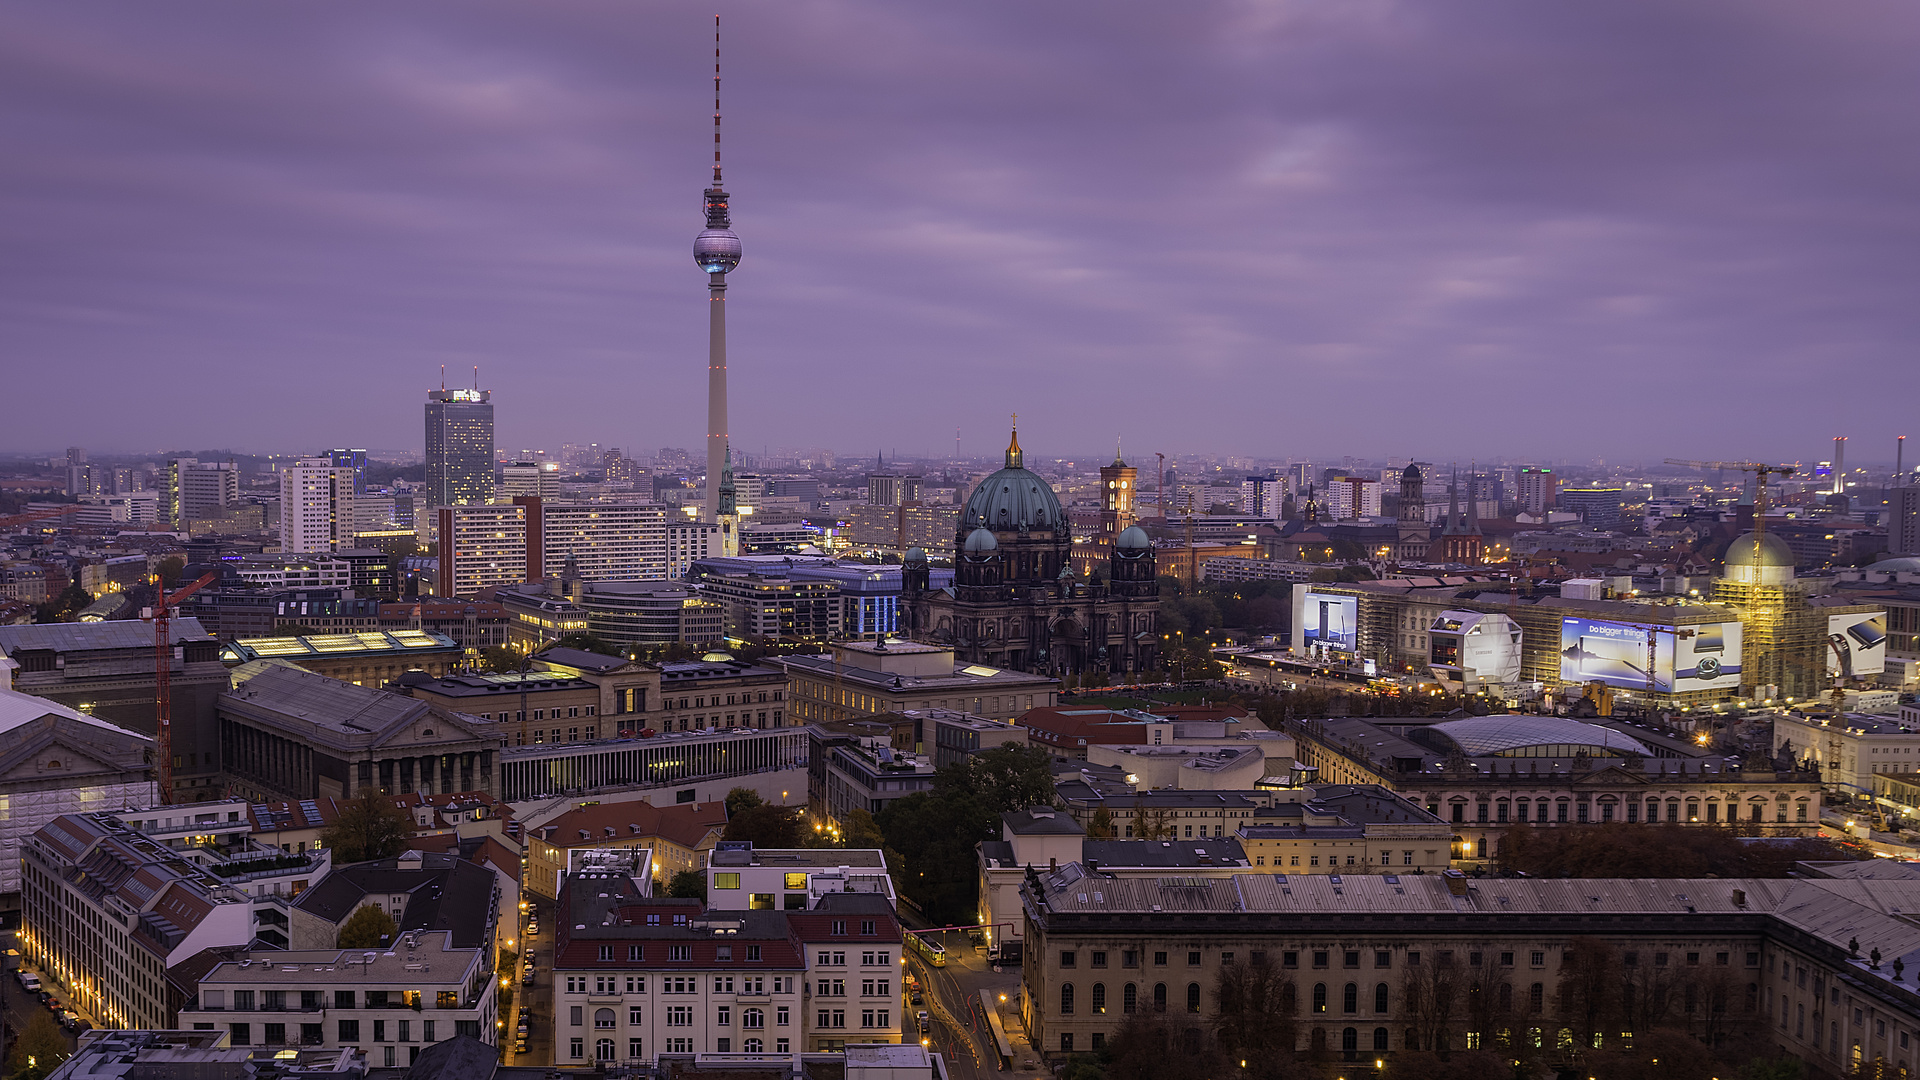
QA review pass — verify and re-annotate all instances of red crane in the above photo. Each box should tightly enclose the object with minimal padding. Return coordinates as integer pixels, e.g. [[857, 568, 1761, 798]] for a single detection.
[[149, 570, 217, 804]]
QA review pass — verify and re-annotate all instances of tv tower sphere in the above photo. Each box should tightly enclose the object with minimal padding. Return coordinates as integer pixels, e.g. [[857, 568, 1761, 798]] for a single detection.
[[694, 228, 742, 275]]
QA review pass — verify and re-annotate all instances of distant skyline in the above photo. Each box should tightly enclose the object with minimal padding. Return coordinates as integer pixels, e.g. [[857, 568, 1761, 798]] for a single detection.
[[5, 2, 1919, 461]]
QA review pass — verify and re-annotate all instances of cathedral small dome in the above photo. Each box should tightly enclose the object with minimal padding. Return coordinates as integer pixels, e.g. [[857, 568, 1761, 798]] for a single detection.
[[1402, 463, 1423, 480], [904, 547, 927, 566], [963, 528, 999, 554], [1115, 525, 1151, 552], [1721, 531, 1796, 586]]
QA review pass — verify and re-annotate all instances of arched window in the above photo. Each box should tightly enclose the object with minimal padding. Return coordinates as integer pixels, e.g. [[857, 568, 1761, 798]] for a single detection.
[[1530, 983, 1544, 1012], [1123, 984, 1137, 1014], [1375, 983, 1389, 1013], [1187, 983, 1201, 1013], [1154, 983, 1167, 1012], [1060, 983, 1075, 1015], [1280, 983, 1298, 1015], [594, 1008, 616, 1030], [1343, 1027, 1358, 1053], [744, 1039, 763, 1053], [1313, 983, 1328, 1013], [1373, 1027, 1389, 1051], [742, 1008, 764, 1029], [1092, 983, 1106, 1014], [596, 1039, 616, 1061], [1343, 983, 1358, 1014]]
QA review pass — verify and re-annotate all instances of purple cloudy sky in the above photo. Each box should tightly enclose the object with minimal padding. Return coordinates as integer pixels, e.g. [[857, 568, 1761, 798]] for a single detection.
[[5, 1, 1919, 464]]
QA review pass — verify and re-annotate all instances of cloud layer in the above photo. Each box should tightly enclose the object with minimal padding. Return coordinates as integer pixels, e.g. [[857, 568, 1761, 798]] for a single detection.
[[4, 1, 1917, 463]]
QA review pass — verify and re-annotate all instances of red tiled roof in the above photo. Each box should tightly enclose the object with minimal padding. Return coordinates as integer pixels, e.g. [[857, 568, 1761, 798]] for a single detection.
[[787, 912, 902, 944]]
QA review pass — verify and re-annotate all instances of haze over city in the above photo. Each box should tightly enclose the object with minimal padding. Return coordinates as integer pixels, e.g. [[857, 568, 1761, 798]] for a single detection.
[[6, 1, 1919, 460]]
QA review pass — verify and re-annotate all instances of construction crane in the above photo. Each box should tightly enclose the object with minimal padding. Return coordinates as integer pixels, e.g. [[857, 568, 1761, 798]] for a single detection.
[[1663, 459, 1798, 536], [148, 570, 217, 804], [0, 504, 89, 530]]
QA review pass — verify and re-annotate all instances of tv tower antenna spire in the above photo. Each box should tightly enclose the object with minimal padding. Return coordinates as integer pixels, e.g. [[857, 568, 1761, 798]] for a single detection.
[[694, 14, 744, 545]]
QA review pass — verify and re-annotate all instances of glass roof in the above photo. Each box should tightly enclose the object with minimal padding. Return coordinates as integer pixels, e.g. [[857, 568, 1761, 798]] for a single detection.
[[1428, 715, 1654, 758]]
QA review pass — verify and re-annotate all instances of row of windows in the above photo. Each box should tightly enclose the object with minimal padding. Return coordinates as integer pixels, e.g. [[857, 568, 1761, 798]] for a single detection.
[[569, 1036, 790, 1060], [1441, 799, 1808, 825], [225, 1018, 478, 1045], [1057, 947, 1755, 972], [564, 975, 792, 994]]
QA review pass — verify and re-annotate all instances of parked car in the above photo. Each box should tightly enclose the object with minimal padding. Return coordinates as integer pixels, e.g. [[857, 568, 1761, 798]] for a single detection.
[[522, 973, 535, 986], [911, 990, 924, 1006], [917, 1011, 930, 1034], [16, 973, 39, 992]]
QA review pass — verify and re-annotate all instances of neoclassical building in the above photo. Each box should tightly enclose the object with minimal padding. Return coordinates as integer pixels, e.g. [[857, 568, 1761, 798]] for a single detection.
[[902, 426, 1159, 677]]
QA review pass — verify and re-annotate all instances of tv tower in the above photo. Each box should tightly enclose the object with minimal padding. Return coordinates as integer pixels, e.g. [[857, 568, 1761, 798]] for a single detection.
[[694, 15, 743, 552]]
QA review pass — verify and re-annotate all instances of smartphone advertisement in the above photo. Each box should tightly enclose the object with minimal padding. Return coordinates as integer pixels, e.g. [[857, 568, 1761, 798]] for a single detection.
[[1558, 617, 1743, 693], [1826, 612, 1888, 678]]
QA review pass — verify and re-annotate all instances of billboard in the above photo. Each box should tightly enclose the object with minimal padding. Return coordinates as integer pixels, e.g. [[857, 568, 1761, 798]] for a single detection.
[[1826, 612, 1888, 678], [1558, 617, 1743, 693], [1295, 589, 1359, 653]]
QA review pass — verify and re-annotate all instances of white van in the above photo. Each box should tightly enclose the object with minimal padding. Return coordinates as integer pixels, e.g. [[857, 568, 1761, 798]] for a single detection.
[[18, 973, 41, 992]]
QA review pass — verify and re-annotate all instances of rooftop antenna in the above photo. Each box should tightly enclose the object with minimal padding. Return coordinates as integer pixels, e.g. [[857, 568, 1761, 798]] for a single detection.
[[440, 364, 445, 390], [1898, 435, 1907, 486], [472, 365, 478, 390]]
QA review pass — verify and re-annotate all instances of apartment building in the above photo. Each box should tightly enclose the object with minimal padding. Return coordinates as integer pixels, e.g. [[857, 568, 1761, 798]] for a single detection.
[[524, 800, 728, 899], [782, 640, 1060, 726], [176, 929, 496, 1068], [551, 882, 807, 1066], [21, 813, 255, 1030], [705, 843, 896, 909], [280, 460, 358, 554], [1018, 862, 1920, 1077], [552, 877, 905, 1067]]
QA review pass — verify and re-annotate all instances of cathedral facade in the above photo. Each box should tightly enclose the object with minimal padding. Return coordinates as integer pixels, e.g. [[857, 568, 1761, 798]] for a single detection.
[[902, 427, 1160, 676]]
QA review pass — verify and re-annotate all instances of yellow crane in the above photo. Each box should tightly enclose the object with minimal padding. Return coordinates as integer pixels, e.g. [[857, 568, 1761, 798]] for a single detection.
[[1663, 459, 1798, 536]]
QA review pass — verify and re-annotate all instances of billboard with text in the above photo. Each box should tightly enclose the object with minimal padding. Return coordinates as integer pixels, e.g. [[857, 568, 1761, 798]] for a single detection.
[[1559, 617, 1743, 693]]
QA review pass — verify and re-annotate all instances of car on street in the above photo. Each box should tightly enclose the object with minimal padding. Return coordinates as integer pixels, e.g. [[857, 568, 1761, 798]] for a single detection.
[[917, 1011, 930, 1034], [911, 990, 923, 1006]]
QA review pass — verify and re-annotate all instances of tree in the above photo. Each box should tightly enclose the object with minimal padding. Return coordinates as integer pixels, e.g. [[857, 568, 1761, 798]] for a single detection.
[[666, 869, 706, 900], [550, 632, 620, 657], [936, 743, 1055, 815], [1585, 1029, 1715, 1080], [1213, 954, 1297, 1064], [156, 555, 186, 588], [722, 804, 804, 848], [1086, 807, 1117, 839], [1559, 937, 1621, 1052], [725, 786, 766, 818], [6, 1010, 69, 1079], [321, 790, 416, 863], [338, 903, 398, 948], [876, 789, 996, 924], [477, 646, 524, 674]]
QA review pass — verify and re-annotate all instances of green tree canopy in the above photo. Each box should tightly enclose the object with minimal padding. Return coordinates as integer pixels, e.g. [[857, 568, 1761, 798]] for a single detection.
[[725, 786, 766, 818], [551, 632, 620, 657], [321, 789, 417, 864], [338, 903, 398, 948], [665, 869, 707, 900], [722, 804, 804, 848], [934, 743, 1055, 814], [1497, 823, 1867, 878], [477, 646, 524, 674]]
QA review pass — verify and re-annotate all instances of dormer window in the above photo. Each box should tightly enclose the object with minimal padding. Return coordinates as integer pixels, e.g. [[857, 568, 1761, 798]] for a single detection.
[[717, 945, 733, 961], [860, 920, 875, 936], [830, 920, 846, 936]]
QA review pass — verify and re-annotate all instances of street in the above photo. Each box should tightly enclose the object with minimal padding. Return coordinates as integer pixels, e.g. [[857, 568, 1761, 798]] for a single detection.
[[506, 893, 556, 1067], [906, 930, 1045, 1080]]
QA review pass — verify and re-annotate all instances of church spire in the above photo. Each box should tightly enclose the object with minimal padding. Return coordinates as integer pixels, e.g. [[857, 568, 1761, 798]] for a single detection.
[[1444, 464, 1461, 533], [1006, 415, 1023, 469]]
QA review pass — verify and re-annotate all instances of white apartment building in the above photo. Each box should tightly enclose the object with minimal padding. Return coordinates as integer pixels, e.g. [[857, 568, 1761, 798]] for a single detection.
[[552, 875, 904, 1067], [176, 929, 496, 1069], [667, 522, 719, 580], [280, 459, 357, 554], [500, 461, 562, 499], [1238, 476, 1286, 520], [231, 555, 353, 590], [543, 502, 669, 581], [1321, 478, 1383, 520], [22, 813, 256, 1030]]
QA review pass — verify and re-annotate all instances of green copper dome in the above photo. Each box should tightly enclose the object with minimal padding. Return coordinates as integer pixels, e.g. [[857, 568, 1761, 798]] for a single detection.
[[961, 424, 1065, 534]]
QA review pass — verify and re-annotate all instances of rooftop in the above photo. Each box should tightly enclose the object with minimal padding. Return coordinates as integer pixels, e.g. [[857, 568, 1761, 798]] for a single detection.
[[1002, 807, 1085, 837], [194, 929, 481, 987], [1423, 714, 1657, 758], [50, 1030, 366, 1080], [402, 670, 594, 699], [0, 617, 212, 654], [293, 852, 497, 950], [707, 844, 888, 869], [1082, 838, 1250, 869], [221, 629, 455, 664]]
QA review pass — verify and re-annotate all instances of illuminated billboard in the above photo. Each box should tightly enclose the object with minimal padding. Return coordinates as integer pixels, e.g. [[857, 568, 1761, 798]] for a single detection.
[[1558, 617, 1743, 693], [1295, 590, 1359, 653], [1826, 612, 1888, 678]]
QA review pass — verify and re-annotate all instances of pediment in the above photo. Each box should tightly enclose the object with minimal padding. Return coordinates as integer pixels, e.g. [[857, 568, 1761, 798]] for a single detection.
[[0, 727, 137, 783]]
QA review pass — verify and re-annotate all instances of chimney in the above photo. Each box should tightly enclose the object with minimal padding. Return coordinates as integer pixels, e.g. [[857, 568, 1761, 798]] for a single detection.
[[1732, 888, 1746, 908], [1443, 869, 1468, 897]]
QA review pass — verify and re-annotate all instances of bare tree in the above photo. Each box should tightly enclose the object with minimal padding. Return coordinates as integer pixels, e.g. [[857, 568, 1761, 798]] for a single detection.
[[1402, 953, 1462, 1053], [1214, 955, 1298, 1060], [1558, 937, 1622, 1053]]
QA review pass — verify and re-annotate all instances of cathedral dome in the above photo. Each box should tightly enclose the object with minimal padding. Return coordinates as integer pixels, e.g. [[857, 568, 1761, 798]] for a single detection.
[[961, 425, 1065, 534], [1115, 525, 1151, 552], [904, 547, 927, 566], [963, 528, 999, 554], [1722, 531, 1796, 586], [1402, 463, 1423, 480]]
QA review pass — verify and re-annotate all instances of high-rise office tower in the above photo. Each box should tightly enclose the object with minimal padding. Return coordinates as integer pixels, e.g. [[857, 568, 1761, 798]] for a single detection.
[[327, 448, 369, 495], [279, 458, 357, 553], [1516, 466, 1556, 516], [500, 461, 561, 500], [1238, 475, 1282, 520], [425, 388, 494, 508], [164, 458, 239, 527], [693, 16, 743, 536]]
